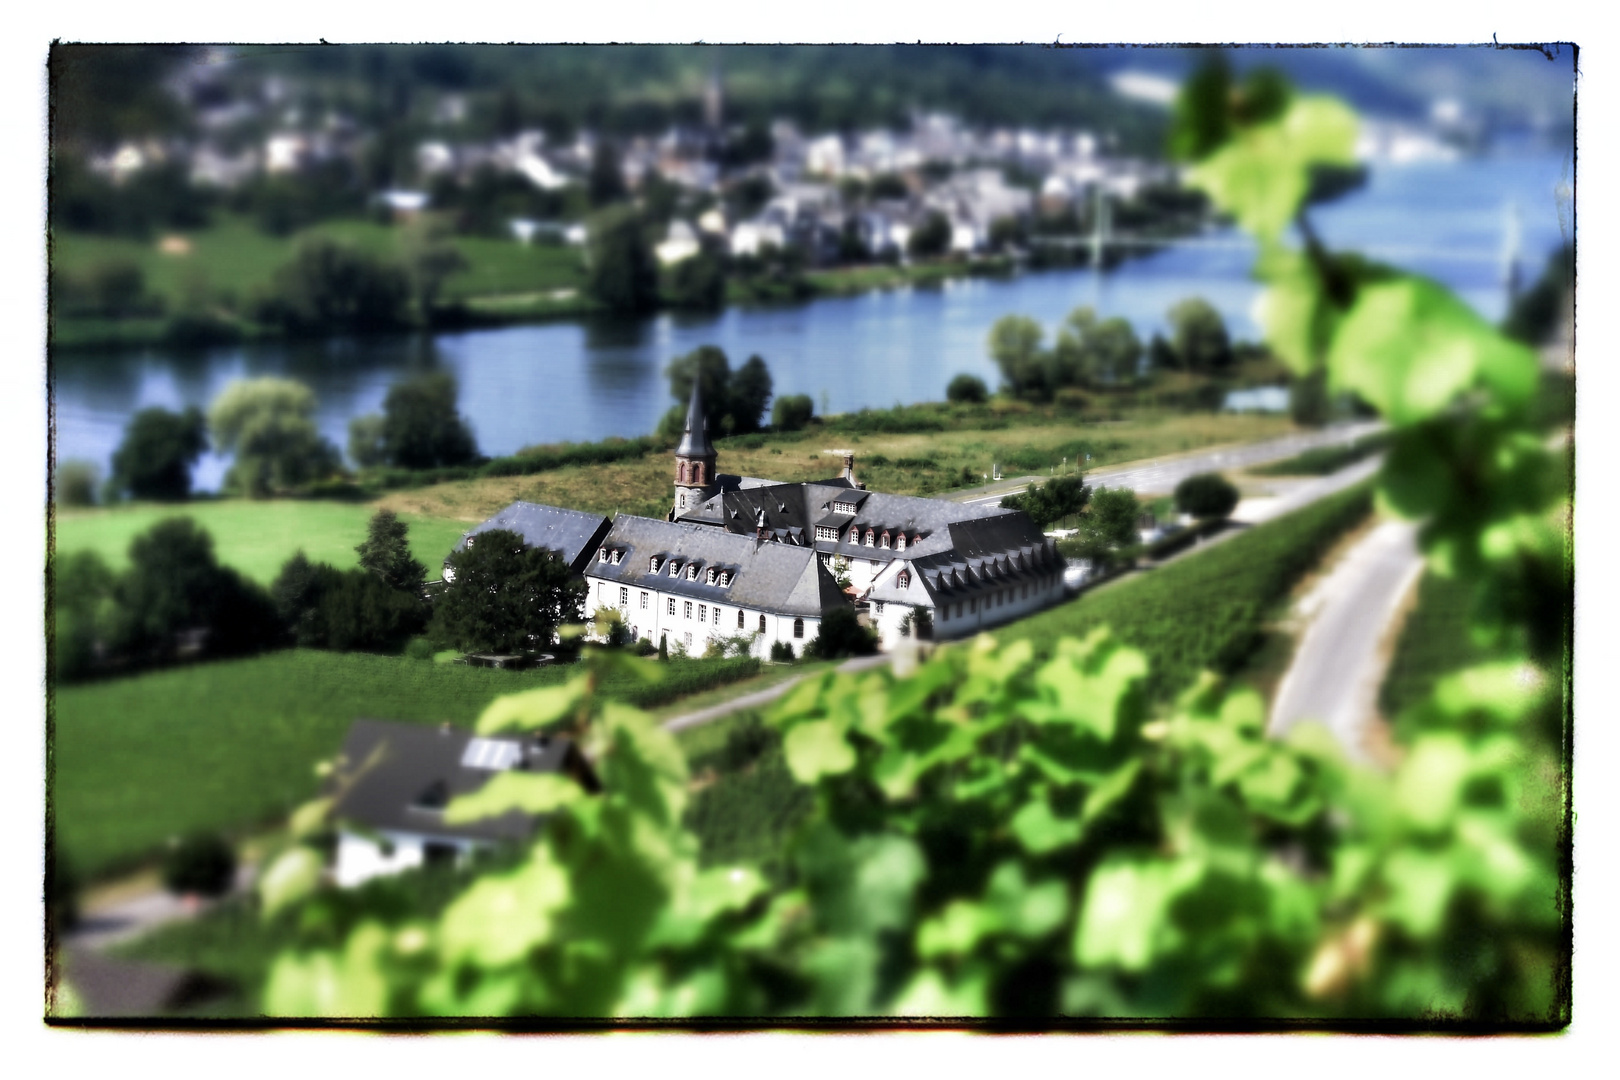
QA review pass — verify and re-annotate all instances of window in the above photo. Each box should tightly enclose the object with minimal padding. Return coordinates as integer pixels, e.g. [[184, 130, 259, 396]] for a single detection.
[[864, 530, 875, 547], [640, 591, 648, 610], [667, 597, 676, 616], [970, 599, 977, 614], [955, 603, 963, 619], [598, 548, 608, 562], [897, 570, 911, 589], [758, 614, 767, 634], [684, 601, 693, 620], [880, 532, 890, 549], [680, 493, 688, 509], [611, 549, 623, 565], [1021, 584, 1028, 600], [618, 587, 629, 607], [793, 618, 805, 639], [874, 601, 884, 616], [687, 564, 699, 580], [896, 534, 907, 551], [737, 609, 746, 630], [649, 556, 662, 574], [684, 632, 692, 650], [668, 561, 682, 577], [699, 604, 707, 623]]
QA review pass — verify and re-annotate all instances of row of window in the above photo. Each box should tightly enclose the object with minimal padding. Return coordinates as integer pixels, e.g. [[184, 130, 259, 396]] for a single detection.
[[618, 587, 805, 638], [817, 526, 918, 550], [642, 554, 734, 588], [937, 576, 1052, 621]]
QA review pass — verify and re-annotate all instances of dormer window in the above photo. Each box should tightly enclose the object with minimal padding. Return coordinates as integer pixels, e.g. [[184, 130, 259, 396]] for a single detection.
[[896, 534, 907, 551], [598, 548, 608, 562], [610, 549, 623, 565], [897, 570, 911, 589], [705, 567, 718, 585], [668, 560, 682, 577], [686, 563, 699, 580], [880, 531, 891, 549], [649, 556, 663, 574]]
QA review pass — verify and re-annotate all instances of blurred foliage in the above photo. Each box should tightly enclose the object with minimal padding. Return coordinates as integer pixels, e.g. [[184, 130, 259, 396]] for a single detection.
[[1174, 472, 1240, 520], [208, 377, 342, 497], [251, 73, 1569, 1024], [108, 405, 208, 502]]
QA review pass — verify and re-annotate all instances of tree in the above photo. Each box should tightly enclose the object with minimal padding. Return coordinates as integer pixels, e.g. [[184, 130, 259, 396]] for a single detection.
[[113, 516, 280, 659], [1174, 472, 1240, 520], [1081, 486, 1142, 547], [804, 605, 879, 660], [907, 211, 952, 258], [728, 355, 774, 435], [1503, 242, 1573, 347], [356, 509, 427, 593], [1000, 474, 1091, 530], [271, 550, 343, 648], [946, 373, 989, 404], [1054, 306, 1143, 388], [585, 205, 659, 313], [431, 529, 583, 654], [1168, 297, 1233, 373], [380, 371, 478, 469], [108, 406, 207, 501], [664, 251, 726, 311], [209, 378, 341, 497], [587, 140, 627, 207], [162, 833, 236, 898], [53, 550, 119, 680], [988, 315, 1047, 400], [771, 393, 814, 432], [1290, 366, 1331, 427], [402, 221, 469, 320], [347, 413, 388, 468], [55, 460, 99, 507], [257, 238, 411, 334]]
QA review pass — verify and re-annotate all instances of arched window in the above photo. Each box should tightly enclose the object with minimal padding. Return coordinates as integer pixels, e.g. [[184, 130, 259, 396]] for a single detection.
[[793, 618, 805, 638], [679, 493, 687, 509], [896, 534, 906, 551], [897, 570, 911, 589], [737, 609, 746, 630], [880, 531, 891, 549], [864, 530, 875, 547], [758, 613, 767, 634]]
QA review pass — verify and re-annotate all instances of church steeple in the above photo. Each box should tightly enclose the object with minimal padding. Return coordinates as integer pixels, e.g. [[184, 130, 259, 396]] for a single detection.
[[672, 378, 718, 518]]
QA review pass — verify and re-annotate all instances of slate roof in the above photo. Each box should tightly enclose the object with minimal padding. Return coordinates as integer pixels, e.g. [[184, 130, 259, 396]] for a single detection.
[[329, 719, 598, 844], [676, 379, 716, 459], [678, 480, 1023, 566], [455, 502, 612, 576], [875, 528, 1061, 605], [587, 515, 846, 617]]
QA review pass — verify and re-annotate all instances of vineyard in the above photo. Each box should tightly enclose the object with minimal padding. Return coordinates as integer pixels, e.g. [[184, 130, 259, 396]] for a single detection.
[[1000, 481, 1375, 702]]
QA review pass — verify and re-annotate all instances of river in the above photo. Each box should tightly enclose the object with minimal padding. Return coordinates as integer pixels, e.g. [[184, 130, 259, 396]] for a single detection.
[[50, 146, 1573, 493]]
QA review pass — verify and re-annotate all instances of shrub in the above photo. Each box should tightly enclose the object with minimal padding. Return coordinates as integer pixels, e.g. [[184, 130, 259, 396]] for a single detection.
[[162, 833, 236, 898], [769, 640, 796, 663], [109, 406, 208, 502], [804, 605, 878, 660], [380, 372, 478, 470], [1174, 472, 1240, 520], [55, 460, 99, 507], [945, 373, 988, 404], [771, 394, 815, 433]]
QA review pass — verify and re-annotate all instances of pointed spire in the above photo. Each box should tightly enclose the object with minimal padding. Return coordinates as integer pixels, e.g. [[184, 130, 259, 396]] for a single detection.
[[676, 378, 715, 460]]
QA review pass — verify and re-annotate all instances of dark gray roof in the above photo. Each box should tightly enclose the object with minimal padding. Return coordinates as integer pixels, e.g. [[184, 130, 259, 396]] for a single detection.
[[675, 379, 716, 460], [588, 515, 846, 617], [329, 719, 597, 844], [456, 502, 612, 575]]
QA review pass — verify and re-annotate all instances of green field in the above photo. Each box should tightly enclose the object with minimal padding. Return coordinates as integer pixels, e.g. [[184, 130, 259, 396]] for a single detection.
[[1378, 570, 1513, 728], [53, 500, 471, 586], [51, 215, 585, 313], [52, 649, 760, 880]]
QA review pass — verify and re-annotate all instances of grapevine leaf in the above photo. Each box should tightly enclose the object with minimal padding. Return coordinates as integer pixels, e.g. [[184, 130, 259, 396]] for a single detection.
[[1011, 796, 1083, 855], [258, 845, 325, 920], [438, 848, 571, 967], [475, 671, 591, 735], [783, 718, 857, 783], [443, 772, 584, 825]]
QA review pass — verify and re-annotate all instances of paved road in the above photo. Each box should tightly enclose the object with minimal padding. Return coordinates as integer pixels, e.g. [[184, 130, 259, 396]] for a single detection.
[[1267, 519, 1425, 760], [661, 652, 892, 733], [952, 421, 1384, 505], [68, 864, 258, 952]]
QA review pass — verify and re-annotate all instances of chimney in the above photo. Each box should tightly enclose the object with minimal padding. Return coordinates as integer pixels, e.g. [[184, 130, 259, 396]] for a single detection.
[[842, 453, 861, 489]]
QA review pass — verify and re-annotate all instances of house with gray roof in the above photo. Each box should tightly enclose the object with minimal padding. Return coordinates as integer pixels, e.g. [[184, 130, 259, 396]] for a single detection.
[[445, 502, 612, 581], [327, 718, 598, 887]]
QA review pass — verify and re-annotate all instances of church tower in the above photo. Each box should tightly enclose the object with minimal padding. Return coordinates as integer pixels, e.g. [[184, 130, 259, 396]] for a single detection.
[[672, 378, 718, 518]]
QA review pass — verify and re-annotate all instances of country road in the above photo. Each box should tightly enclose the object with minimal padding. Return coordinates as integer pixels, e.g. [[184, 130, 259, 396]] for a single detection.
[[952, 420, 1384, 504], [1267, 519, 1424, 760]]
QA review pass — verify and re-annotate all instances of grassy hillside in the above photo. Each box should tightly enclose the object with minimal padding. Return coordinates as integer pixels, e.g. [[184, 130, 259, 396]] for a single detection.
[[53, 500, 471, 586]]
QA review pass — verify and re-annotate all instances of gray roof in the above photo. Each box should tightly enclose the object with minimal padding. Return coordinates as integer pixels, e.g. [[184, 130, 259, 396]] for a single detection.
[[675, 379, 716, 460], [678, 479, 1024, 565], [456, 502, 612, 575], [587, 515, 846, 617], [329, 719, 598, 844]]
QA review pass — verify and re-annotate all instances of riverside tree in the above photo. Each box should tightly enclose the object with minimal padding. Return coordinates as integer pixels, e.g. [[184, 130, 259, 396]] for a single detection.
[[108, 405, 207, 501], [430, 528, 584, 655], [208, 378, 341, 497]]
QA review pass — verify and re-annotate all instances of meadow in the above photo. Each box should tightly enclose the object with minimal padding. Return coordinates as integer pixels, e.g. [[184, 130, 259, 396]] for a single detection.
[[53, 501, 471, 586], [52, 215, 586, 308], [52, 649, 759, 880]]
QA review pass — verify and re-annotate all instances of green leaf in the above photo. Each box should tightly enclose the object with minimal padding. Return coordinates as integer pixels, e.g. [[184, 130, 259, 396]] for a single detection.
[[264, 922, 392, 1017], [1432, 661, 1546, 724], [783, 718, 856, 783], [916, 900, 994, 959], [475, 671, 591, 735], [288, 796, 333, 839], [443, 772, 585, 825], [437, 849, 571, 967], [1011, 796, 1083, 855], [1281, 97, 1358, 166], [258, 846, 325, 920], [1080, 760, 1142, 829], [1394, 735, 1472, 833], [986, 862, 1070, 940], [890, 966, 989, 1017], [1075, 858, 1199, 970], [1378, 849, 1456, 936]]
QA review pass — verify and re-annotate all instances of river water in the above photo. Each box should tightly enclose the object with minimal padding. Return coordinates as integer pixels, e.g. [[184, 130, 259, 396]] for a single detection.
[[50, 147, 1573, 492]]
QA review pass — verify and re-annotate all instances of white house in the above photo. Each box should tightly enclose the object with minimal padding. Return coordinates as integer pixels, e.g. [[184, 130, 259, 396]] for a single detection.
[[327, 719, 598, 888]]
